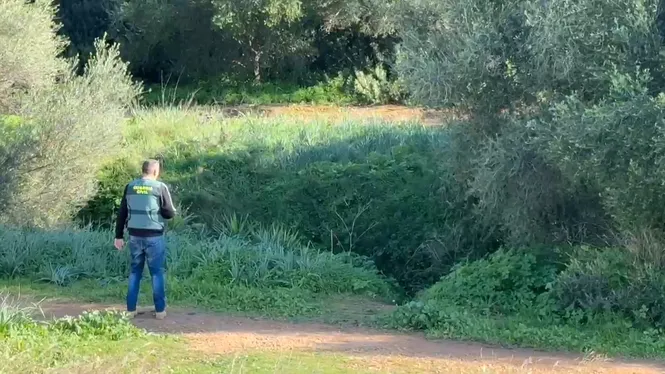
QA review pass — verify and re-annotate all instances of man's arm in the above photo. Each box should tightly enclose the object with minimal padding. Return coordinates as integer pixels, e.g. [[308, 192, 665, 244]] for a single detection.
[[160, 183, 177, 219], [114, 184, 129, 239]]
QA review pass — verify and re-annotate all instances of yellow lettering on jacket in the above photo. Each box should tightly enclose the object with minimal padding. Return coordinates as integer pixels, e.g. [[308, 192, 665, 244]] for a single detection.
[[132, 185, 153, 195]]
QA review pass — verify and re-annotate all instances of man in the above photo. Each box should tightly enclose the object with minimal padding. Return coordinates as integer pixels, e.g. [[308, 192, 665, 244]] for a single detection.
[[114, 159, 176, 320]]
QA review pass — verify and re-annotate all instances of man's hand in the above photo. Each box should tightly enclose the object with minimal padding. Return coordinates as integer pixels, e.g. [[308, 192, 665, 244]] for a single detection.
[[114, 239, 124, 250]]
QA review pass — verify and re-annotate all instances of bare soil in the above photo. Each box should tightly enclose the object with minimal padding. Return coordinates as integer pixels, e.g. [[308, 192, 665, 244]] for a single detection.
[[32, 300, 665, 374], [205, 104, 462, 125]]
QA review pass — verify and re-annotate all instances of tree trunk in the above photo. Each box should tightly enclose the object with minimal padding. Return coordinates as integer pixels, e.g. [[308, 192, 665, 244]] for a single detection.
[[253, 49, 262, 83], [248, 35, 263, 83]]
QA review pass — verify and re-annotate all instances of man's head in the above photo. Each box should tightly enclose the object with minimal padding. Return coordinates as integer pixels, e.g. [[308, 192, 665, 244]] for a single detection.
[[141, 159, 160, 179]]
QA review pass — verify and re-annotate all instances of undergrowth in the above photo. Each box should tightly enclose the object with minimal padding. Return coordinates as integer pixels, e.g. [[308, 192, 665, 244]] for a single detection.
[[142, 77, 359, 106], [77, 109, 485, 294], [0, 224, 397, 318], [0, 295, 163, 373], [384, 248, 665, 359]]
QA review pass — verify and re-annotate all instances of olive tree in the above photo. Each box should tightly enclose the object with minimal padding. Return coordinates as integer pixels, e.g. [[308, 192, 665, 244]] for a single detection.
[[0, 0, 140, 227], [395, 0, 665, 246], [210, 0, 303, 82]]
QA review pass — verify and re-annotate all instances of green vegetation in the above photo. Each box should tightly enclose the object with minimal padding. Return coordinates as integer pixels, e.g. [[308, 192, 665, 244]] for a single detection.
[[0, 298, 166, 373], [0, 0, 140, 227], [143, 78, 358, 106], [385, 248, 665, 358], [77, 110, 484, 294], [6, 0, 665, 370], [0, 224, 395, 318], [0, 296, 378, 374], [55, 0, 398, 93]]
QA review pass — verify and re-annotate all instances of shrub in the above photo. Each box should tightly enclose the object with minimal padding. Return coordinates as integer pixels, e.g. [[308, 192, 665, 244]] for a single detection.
[[552, 247, 665, 329], [353, 65, 406, 104], [0, 0, 66, 112], [536, 72, 665, 235], [418, 248, 557, 315], [468, 119, 611, 247], [0, 1, 141, 227], [385, 248, 665, 357]]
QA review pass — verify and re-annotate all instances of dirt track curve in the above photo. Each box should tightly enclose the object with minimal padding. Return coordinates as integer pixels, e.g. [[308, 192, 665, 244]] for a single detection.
[[27, 300, 665, 374]]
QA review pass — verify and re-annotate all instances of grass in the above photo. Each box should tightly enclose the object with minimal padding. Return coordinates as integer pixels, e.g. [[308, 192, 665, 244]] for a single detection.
[[0, 223, 397, 323], [142, 78, 359, 106], [387, 303, 665, 359], [0, 291, 381, 374], [0, 295, 170, 373], [0, 279, 393, 327]]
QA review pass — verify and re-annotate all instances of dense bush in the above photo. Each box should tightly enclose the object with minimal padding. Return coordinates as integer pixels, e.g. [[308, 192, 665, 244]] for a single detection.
[[0, 0, 65, 112], [0, 0, 140, 227], [386, 248, 665, 357], [537, 73, 665, 234], [393, 0, 665, 325], [53, 0, 399, 86], [420, 248, 557, 315], [553, 247, 665, 329]]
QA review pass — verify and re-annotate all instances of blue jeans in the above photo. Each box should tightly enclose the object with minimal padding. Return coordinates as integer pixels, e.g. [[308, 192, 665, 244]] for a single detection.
[[127, 235, 167, 313]]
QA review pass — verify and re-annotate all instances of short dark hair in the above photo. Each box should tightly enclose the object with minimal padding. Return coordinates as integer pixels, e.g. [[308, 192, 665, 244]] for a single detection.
[[142, 159, 160, 175]]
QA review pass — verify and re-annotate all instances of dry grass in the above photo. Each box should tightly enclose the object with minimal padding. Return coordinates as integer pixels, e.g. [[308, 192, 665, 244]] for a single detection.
[[206, 104, 461, 125], [342, 356, 661, 374]]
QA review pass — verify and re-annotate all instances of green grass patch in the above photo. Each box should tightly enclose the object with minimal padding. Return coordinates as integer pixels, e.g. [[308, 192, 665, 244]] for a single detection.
[[142, 77, 358, 106], [0, 223, 397, 322], [0, 295, 175, 373]]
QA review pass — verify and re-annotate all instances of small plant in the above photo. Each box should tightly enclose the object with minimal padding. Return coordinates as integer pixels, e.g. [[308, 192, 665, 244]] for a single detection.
[[38, 263, 80, 287], [50, 310, 144, 340], [353, 65, 406, 105], [0, 293, 35, 334]]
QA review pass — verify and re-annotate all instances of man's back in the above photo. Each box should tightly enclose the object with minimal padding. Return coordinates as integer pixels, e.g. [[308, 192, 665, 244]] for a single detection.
[[114, 159, 175, 320], [115, 178, 176, 239]]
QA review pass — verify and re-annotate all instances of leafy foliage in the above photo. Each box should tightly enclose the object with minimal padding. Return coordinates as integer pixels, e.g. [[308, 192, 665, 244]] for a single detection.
[[0, 0, 66, 112], [353, 65, 406, 104], [553, 247, 665, 329], [0, 1, 140, 227], [421, 248, 557, 315], [88, 0, 400, 85], [385, 247, 665, 358]]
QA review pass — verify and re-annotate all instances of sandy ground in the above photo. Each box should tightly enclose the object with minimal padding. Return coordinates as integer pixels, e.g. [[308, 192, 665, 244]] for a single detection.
[[191, 104, 462, 125], [28, 300, 665, 374]]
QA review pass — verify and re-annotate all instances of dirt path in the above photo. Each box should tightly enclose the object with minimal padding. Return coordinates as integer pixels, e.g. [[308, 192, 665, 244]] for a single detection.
[[181, 104, 463, 126], [31, 300, 664, 374]]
